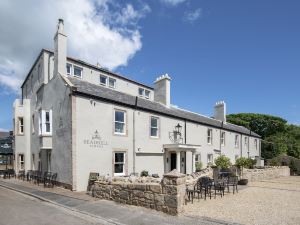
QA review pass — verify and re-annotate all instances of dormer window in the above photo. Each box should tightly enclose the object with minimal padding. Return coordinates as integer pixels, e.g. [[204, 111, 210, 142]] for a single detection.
[[109, 77, 116, 88], [66, 63, 72, 75], [138, 88, 144, 97], [100, 75, 107, 86], [145, 90, 150, 99], [73, 66, 82, 78], [138, 87, 151, 99]]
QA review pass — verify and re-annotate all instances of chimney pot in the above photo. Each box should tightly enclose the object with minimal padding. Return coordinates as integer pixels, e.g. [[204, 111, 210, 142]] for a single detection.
[[214, 100, 226, 123], [154, 73, 171, 107]]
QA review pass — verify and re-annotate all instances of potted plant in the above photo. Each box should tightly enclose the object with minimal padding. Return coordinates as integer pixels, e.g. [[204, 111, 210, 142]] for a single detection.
[[140, 170, 149, 177], [235, 157, 249, 185], [215, 155, 232, 177]]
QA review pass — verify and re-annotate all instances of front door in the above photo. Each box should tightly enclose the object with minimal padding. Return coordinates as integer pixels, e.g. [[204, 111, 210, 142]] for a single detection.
[[170, 153, 177, 171]]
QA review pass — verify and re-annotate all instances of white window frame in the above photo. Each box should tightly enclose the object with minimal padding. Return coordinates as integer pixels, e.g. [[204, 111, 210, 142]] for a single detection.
[[109, 77, 116, 88], [207, 129, 213, 144], [195, 153, 201, 163], [114, 110, 126, 135], [66, 63, 72, 76], [18, 117, 24, 135], [114, 152, 125, 176], [39, 109, 52, 135], [235, 134, 239, 148], [19, 154, 25, 171], [150, 116, 159, 138], [221, 131, 225, 146], [145, 90, 150, 99], [45, 111, 51, 133], [207, 154, 213, 164], [73, 66, 83, 78], [138, 88, 144, 97], [100, 75, 107, 86], [254, 139, 258, 150]]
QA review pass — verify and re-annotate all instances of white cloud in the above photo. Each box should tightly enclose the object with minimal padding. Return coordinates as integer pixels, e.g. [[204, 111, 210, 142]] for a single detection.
[[0, 128, 8, 132], [160, 0, 187, 7], [0, 0, 150, 93], [184, 8, 202, 23]]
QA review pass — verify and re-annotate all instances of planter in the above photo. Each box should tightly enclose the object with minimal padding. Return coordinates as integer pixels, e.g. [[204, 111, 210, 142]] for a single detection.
[[238, 179, 248, 185]]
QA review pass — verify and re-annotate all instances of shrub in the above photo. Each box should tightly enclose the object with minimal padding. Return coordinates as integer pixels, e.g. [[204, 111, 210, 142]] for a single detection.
[[140, 170, 149, 177], [289, 160, 297, 172], [235, 157, 249, 169], [195, 162, 203, 171], [214, 155, 232, 169], [246, 158, 257, 169], [269, 159, 279, 166]]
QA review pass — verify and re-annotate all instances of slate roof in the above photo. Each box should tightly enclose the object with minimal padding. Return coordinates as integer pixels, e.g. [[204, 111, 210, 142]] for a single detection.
[[67, 76, 260, 138]]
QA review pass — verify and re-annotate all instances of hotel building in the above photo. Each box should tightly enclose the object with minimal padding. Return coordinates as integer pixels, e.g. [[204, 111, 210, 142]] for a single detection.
[[13, 19, 261, 191]]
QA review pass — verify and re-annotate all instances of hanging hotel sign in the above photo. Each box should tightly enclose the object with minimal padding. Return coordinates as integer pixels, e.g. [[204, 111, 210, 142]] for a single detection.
[[83, 130, 108, 148]]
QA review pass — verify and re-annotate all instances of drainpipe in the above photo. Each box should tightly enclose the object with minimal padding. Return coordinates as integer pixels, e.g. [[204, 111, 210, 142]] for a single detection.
[[240, 134, 243, 157], [248, 131, 251, 158], [184, 119, 187, 144], [220, 122, 223, 155], [133, 97, 138, 174]]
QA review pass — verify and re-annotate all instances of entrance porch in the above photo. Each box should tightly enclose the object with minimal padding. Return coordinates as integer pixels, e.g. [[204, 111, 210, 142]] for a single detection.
[[164, 144, 200, 174]]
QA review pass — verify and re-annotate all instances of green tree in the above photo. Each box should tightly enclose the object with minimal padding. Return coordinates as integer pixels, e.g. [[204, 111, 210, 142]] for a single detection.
[[214, 155, 231, 169], [227, 113, 300, 159], [227, 113, 286, 138]]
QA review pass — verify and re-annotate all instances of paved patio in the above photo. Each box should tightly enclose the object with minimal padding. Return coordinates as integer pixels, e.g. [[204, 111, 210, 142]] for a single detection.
[[184, 176, 300, 225]]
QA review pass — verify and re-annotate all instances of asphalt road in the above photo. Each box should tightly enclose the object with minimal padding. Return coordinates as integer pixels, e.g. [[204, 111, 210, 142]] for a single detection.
[[0, 187, 102, 225]]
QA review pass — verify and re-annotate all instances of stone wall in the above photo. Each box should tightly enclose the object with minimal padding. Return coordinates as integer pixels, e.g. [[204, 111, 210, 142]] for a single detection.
[[92, 170, 186, 215], [242, 166, 290, 182]]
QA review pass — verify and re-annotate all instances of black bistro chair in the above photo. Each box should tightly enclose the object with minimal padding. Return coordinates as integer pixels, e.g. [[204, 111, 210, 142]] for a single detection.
[[226, 176, 238, 194]]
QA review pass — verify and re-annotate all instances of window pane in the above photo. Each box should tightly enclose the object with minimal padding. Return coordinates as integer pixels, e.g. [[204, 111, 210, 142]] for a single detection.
[[114, 164, 124, 173], [46, 123, 50, 133], [145, 90, 150, 98], [115, 153, 124, 163], [66, 64, 72, 75], [138, 88, 144, 96], [109, 78, 116, 88], [74, 67, 82, 77], [115, 122, 124, 133], [45, 112, 50, 122], [151, 128, 157, 137], [100, 75, 107, 85], [115, 111, 124, 122], [151, 117, 157, 127]]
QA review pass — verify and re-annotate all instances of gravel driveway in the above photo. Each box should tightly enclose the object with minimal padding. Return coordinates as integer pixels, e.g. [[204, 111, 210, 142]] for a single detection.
[[183, 176, 300, 225]]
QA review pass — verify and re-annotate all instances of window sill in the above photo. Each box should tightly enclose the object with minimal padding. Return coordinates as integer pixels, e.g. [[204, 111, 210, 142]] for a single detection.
[[39, 134, 52, 137], [114, 132, 127, 136], [150, 136, 159, 139]]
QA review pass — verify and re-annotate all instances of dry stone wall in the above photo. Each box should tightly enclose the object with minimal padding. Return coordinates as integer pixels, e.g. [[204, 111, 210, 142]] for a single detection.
[[243, 166, 290, 182], [92, 170, 186, 215]]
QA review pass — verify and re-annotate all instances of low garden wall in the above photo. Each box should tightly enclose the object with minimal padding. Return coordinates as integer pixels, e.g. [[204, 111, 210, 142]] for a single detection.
[[92, 170, 186, 215], [242, 166, 290, 182]]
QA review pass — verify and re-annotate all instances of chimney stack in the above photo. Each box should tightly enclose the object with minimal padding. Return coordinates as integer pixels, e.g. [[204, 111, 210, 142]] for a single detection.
[[154, 74, 171, 107], [54, 18, 67, 76], [214, 101, 226, 123]]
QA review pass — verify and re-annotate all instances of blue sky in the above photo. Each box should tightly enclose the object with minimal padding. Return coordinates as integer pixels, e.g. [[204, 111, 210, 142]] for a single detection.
[[0, 0, 299, 131]]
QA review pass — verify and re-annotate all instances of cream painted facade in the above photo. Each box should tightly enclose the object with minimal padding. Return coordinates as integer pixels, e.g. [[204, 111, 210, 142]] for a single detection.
[[13, 20, 262, 191]]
